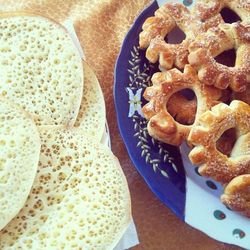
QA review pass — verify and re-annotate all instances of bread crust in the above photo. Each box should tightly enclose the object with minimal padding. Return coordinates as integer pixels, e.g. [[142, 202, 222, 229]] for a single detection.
[[188, 22, 250, 92], [139, 3, 223, 70], [221, 174, 250, 217], [188, 100, 250, 184], [193, 0, 250, 22], [142, 65, 221, 146]]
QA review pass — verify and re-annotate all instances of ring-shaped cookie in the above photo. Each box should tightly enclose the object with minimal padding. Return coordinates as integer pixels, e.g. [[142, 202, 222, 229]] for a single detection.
[[142, 65, 221, 146], [139, 3, 223, 70], [188, 100, 250, 184], [193, 0, 250, 23], [221, 174, 250, 217], [188, 22, 250, 92]]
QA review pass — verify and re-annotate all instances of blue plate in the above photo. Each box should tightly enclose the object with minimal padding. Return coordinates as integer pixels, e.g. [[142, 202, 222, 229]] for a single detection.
[[114, 2, 250, 248], [114, 0, 186, 220]]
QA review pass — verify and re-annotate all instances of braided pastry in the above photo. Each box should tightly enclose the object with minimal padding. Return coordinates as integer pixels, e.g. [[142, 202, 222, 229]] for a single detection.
[[188, 22, 250, 92], [188, 100, 250, 184], [193, 0, 250, 22], [142, 65, 221, 146], [139, 3, 223, 70], [221, 174, 250, 217]]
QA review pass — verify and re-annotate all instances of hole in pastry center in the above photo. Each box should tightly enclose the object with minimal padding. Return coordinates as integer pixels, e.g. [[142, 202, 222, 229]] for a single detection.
[[167, 89, 197, 125], [179, 89, 196, 101], [214, 49, 236, 67], [165, 26, 186, 44], [219, 89, 232, 105], [216, 128, 237, 157], [220, 8, 241, 23]]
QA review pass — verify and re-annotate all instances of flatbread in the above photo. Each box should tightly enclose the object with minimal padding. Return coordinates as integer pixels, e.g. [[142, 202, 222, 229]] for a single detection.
[[0, 127, 131, 249], [0, 96, 40, 231], [74, 61, 105, 141], [0, 12, 83, 126]]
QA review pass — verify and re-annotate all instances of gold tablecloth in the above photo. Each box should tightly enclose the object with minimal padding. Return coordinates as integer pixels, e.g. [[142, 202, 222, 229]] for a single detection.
[[0, 1, 242, 249]]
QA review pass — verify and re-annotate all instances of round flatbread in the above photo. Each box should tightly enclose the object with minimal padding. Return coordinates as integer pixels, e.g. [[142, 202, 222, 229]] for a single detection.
[[0, 97, 40, 231], [0, 12, 83, 126], [74, 61, 105, 141], [0, 127, 131, 249]]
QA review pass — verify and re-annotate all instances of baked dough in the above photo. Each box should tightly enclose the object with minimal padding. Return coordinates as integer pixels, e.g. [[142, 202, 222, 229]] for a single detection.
[[188, 100, 250, 184], [221, 174, 250, 217], [0, 12, 84, 126], [188, 22, 250, 92], [142, 65, 221, 146], [139, 3, 223, 70], [167, 92, 197, 125], [193, 0, 250, 22]]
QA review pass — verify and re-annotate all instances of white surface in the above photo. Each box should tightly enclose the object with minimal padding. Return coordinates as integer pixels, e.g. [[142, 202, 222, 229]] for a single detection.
[[114, 220, 140, 250], [101, 121, 111, 148], [63, 20, 139, 250]]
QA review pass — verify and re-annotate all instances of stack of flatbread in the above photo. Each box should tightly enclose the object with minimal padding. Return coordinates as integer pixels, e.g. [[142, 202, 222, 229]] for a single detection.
[[0, 13, 131, 249]]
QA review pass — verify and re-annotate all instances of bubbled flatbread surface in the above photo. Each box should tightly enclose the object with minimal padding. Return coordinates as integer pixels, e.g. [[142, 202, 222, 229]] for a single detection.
[[0, 97, 40, 231], [74, 61, 105, 141], [0, 127, 131, 250], [0, 13, 83, 126]]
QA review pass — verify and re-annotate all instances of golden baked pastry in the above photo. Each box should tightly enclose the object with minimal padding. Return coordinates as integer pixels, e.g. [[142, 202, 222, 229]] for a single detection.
[[188, 100, 250, 184], [167, 92, 197, 125], [139, 0, 250, 217], [188, 22, 250, 92], [193, 0, 250, 22], [221, 174, 250, 217], [139, 3, 223, 70], [142, 65, 221, 146]]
